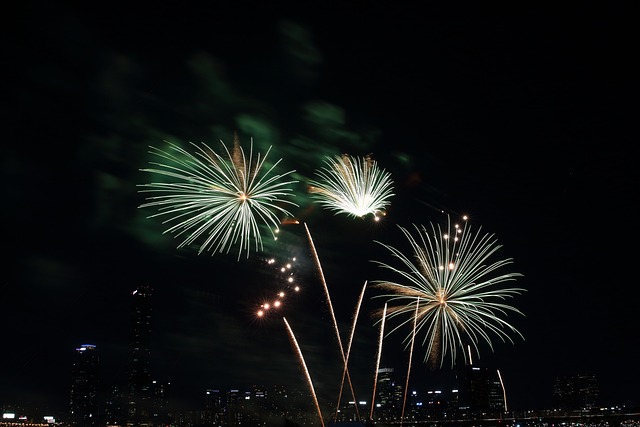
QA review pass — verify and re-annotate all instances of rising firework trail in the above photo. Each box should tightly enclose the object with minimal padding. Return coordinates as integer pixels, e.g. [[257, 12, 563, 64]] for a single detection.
[[303, 222, 359, 409], [334, 281, 368, 422], [371, 215, 525, 368], [497, 369, 508, 412], [138, 133, 298, 259], [308, 153, 394, 220], [370, 302, 387, 422], [400, 298, 420, 425], [283, 317, 325, 427]]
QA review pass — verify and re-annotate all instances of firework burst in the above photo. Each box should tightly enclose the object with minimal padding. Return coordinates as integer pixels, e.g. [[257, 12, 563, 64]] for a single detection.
[[308, 153, 394, 220], [138, 134, 298, 259], [371, 216, 525, 368]]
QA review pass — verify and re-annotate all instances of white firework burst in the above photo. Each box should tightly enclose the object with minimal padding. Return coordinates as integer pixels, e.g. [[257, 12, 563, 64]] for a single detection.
[[308, 154, 394, 220], [371, 216, 525, 368], [138, 135, 298, 259]]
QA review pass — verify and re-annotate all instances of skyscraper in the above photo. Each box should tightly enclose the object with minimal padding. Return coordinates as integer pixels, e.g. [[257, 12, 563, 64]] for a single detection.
[[69, 344, 99, 426], [127, 285, 153, 426], [205, 389, 224, 426], [456, 365, 505, 416], [553, 373, 599, 410], [375, 367, 403, 422]]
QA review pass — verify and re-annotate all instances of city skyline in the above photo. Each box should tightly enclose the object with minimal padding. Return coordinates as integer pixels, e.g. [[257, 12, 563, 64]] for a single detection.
[[4, 0, 638, 417], [0, 283, 630, 420], [1, 332, 622, 426]]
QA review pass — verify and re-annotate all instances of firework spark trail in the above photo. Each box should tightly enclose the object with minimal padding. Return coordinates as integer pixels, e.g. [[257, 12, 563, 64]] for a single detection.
[[370, 302, 387, 422], [283, 317, 325, 427], [334, 281, 367, 422], [400, 298, 420, 426], [497, 369, 508, 412], [371, 215, 526, 368], [138, 135, 298, 260], [303, 222, 359, 410]]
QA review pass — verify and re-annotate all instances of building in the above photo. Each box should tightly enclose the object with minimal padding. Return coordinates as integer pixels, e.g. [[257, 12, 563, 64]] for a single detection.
[[456, 365, 505, 416], [374, 367, 404, 422], [127, 285, 153, 426], [69, 344, 100, 426], [553, 373, 599, 410], [204, 389, 224, 425]]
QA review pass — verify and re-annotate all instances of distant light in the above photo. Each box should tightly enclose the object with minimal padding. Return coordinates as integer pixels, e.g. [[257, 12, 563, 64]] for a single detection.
[[3, 414, 15, 419]]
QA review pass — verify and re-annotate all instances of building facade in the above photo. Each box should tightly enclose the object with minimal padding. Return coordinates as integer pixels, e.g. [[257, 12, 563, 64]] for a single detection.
[[69, 344, 99, 426], [553, 373, 599, 410], [456, 365, 505, 417], [127, 285, 153, 426]]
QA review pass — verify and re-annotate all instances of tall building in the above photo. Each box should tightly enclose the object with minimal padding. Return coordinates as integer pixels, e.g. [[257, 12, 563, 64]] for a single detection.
[[127, 285, 153, 426], [375, 367, 403, 422], [103, 384, 125, 426], [204, 389, 224, 426], [69, 344, 99, 426], [456, 365, 505, 416], [553, 373, 599, 410]]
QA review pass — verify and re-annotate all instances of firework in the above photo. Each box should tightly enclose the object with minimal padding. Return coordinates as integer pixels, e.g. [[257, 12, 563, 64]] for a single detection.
[[401, 298, 420, 423], [371, 216, 525, 368], [283, 317, 325, 427], [304, 223, 359, 413], [138, 134, 298, 259], [334, 281, 367, 422], [308, 153, 394, 220], [254, 256, 301, 319], [370, 302, 387, 421]]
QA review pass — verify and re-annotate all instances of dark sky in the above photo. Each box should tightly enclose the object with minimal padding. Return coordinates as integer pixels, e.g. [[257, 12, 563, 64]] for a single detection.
[[4, 1, 638, 416]]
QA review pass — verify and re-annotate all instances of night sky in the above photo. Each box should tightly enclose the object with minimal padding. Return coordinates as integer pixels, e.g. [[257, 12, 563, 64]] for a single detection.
[[4, 2, 638, 415]]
